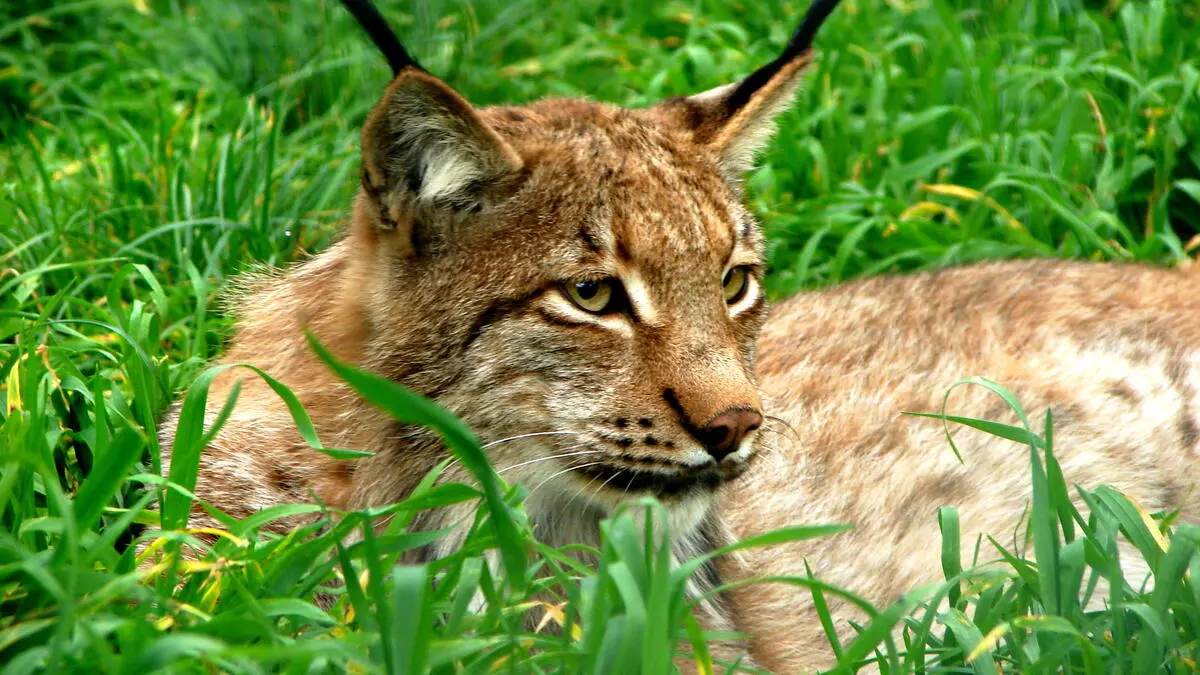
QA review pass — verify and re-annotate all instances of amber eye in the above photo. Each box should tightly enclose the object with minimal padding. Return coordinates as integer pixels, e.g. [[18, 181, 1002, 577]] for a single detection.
[[563, 278, 616, 313], [723, 266, 750, 304]]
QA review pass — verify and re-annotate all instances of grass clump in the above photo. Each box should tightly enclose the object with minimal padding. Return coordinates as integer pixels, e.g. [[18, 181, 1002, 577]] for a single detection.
[[2, 0, 1200, 672]]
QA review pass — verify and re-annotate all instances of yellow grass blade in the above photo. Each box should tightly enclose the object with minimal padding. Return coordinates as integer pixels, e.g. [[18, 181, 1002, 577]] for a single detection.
[[922, 184, 1027, 232]]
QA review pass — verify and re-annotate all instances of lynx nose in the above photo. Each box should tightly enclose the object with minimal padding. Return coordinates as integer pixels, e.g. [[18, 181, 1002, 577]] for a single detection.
[[699, 409, 763, 462]]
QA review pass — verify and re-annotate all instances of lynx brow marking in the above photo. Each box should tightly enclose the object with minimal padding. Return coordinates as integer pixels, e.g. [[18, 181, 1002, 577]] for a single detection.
[[615, 239, 634, 263], [577, 225, 602, 256], [620, 270, 660, 325]]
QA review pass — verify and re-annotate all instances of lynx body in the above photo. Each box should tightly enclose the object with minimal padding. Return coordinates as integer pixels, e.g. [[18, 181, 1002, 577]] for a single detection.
[[724, 260, 1200, 668]]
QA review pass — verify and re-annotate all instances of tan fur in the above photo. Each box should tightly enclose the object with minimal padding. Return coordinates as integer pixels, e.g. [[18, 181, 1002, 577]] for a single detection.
[[157, 37, 1200, 673], [721, 260, 1200, 670]]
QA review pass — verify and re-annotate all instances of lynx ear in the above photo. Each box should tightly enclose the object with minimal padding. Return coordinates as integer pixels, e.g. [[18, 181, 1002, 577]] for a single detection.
[[653, 0, 840, 175], [360, 69, 523, 226]]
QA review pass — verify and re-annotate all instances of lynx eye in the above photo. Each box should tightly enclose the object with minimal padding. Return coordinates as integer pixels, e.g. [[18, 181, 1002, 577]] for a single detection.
[[723, 266, 751, 304], [563, 278, 617, 313]]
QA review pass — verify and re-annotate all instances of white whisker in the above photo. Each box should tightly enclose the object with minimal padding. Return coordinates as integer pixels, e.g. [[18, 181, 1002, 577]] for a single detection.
[[589, 466, 625, 501], [622, 470, 638, 500], [562, 472, 601, 515], [442, 430, 589, 476], [496, 450, 602, 475], [561, 460, 623, 514], [482, 431, 585, 449], [527, 461, 606, 498], [763, 415, 800, 441]]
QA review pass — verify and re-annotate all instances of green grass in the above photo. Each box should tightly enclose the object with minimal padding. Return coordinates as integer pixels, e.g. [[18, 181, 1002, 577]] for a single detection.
[[2, 0, 1200, 672]]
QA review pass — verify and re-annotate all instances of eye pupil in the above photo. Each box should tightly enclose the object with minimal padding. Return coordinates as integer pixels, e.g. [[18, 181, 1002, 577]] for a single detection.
[[575, 280, 599, 299], [723, 267, 750, 304], [562, 277, 617, 313]]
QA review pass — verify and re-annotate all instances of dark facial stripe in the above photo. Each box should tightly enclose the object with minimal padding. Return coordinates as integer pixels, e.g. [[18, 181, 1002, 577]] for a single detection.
[[1180, 412, 1198, 456], [575, 463, 725, 498], [462, 289, 544, 353], [691, 515, 725, 598], [1165, 355, 1199, 457], [663, 388, 706, 444], [535, 306, 612, 330], [578, 225, 602, 255], [615, 239, 633, 263]]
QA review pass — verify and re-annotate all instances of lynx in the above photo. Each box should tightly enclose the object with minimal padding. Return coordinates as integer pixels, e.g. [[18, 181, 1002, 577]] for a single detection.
[[159, 0, 1200, 670]]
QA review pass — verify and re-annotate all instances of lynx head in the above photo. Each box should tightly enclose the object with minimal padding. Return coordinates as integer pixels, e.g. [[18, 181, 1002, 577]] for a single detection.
[[339, 0, 839, 528]]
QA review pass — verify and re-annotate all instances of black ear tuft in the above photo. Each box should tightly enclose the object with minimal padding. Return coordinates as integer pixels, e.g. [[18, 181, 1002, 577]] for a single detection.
[[651, 0, 842, 175], [340, 0, 425, 76], [725, 0, 841, 112]]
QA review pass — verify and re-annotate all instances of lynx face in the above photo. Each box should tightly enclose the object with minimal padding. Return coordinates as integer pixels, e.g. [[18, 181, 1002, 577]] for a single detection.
[[329, 0, 828, 528], [170, 0, 838, 569], [323, 0, 830, 523], [355, 95, 771, 521]]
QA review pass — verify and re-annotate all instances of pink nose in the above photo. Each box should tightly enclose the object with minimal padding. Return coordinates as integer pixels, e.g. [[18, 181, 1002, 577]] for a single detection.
[[699, 409, 763, 462]]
